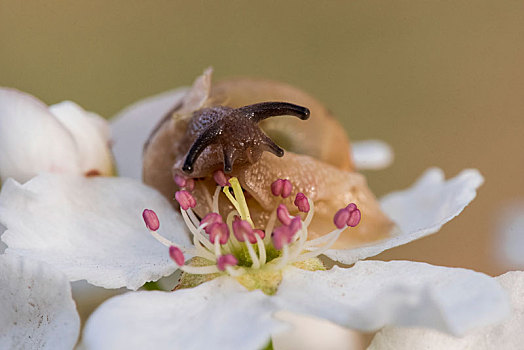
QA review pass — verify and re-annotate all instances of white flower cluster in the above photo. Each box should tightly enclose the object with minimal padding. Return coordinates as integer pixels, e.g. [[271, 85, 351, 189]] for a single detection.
[[0, 82, 521, 350]]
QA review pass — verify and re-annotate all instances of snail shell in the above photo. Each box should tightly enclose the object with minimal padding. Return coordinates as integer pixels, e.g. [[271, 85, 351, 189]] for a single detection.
[[143, 69, 394, 249]]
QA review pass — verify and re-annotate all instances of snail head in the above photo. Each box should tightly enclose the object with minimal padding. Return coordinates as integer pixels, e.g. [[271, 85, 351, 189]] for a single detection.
[[180, 102, 310, 175]]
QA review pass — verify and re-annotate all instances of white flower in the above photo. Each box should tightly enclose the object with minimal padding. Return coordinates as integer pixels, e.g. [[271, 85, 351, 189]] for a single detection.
[[0, 164, 509, 349], [0, 88, 114, 184], [0, 86, 508, 349], [0, 254, 80, 349], [368, 271, 524, 350]]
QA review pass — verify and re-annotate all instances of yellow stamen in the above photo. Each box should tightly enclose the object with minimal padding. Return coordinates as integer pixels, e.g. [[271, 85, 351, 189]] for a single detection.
[[223, 177, 254, 226]]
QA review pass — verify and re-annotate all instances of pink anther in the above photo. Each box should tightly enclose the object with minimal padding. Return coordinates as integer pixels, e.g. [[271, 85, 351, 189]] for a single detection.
[[217, 254, 238, 271], [333, 207, 350, 229], [347, 208, 361, 227], [277, 204, 292, 226], [271, 179, 284, 196], [174, 174, 187, 188], [201, 212, 223, 234], [213, 170, 230, 187], [333, 203, 361, 229], [272, 225, 293, 250], [142, 209, 160, 231], [281, 179, 292, 198], [209, 222, 230, 245], [346, 203, 357, 213], [294, 192, 310, 213], [232, 217, 254, 242], [169, 246, 185, 266], [175, 190, 196, 210], [288, 216, 302, 235], [253, 229, 266, 240], [271, 179, 292, 198]]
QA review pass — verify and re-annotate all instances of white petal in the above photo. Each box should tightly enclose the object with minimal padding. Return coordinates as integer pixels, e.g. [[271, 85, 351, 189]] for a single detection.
[[326, 168, 483, 264], [0, 174, 192, 290], [275, 261, 509, 335], [351, 140, 394, 170], [368, 271, 524, 350], [83, 277, 287, 350], [494, 202, 524, 269], [49, 101, 114, 176], [110, 89, 188, 179], [0, 254, 80, 349], [0, 88, 81, 183]]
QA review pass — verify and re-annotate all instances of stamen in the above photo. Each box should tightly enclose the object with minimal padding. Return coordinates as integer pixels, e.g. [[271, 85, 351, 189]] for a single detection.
[[175, 190, 196, 210], [347, 208, 361, 227], [271, 244, 290, 270], [334, 207, 351, 229], [180, 210, 215, 252], [148, 172, 363, 280], [174, 174, 187, 188], [169, 246, 185, 266], [256, 234, 267, 265], [271, 179, 284, 196], [190, 227, 217, 262], [142, 209, 160, 231], [226, 211, 242, 250], [225, 266, 245, 276], [303, 198, 315, 227], [217, 254, 238, 271], [243, 234, 260, 269], [282, 180, 292, 198], [270, 178, 292, 198], [180, 265, 221, 275], [209, 222, 230, 245], [277, 204, 292, 226], [149, 230, 176, 248], [253, 229, 265, 240], [288, 216, 302, 235], [294, 192, 310, 213], [187, 208, 201, 229], [174, 174, 195, 191], [346, 203, 357, 212], [333, 203, 361, 228], [232, 217, 255, 243], [272, 225, 293, 250], [212, 186, 221, 214], [293, 227, 345, 262], [213, 170, 230, 187], [201, 212, 223, 234]]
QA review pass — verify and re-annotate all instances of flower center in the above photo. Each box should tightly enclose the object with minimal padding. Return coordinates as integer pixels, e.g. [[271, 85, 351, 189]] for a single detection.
[[142, 171, 361, 286]]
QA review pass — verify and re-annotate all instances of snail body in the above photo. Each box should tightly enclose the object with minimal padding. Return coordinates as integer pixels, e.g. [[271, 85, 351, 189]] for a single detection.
[[143, 70, 394, 248]]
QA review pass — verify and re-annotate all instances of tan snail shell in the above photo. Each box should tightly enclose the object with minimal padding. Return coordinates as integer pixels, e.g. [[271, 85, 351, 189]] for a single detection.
[[143, 69, 394, 249]]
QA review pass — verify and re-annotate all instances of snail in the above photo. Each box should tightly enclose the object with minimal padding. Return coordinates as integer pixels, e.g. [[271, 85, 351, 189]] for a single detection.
[[143, 69, 394, 249]]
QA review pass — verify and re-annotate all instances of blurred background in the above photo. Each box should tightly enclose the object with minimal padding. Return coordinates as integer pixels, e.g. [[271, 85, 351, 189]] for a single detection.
[[1, 1, 523, 276]]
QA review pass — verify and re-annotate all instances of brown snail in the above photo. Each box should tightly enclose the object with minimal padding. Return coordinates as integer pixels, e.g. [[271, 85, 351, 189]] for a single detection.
[[143, 69, 394, 249]]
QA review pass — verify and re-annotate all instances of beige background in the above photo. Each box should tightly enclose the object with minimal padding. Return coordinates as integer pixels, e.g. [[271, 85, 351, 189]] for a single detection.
[[1, 1, 523, 276]]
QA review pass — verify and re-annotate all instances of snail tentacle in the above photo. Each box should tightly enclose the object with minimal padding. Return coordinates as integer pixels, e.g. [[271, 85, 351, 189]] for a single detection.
[[259, 133, 285, 157], [182, 123, 222, 173], [237, 102, 310, 122]]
